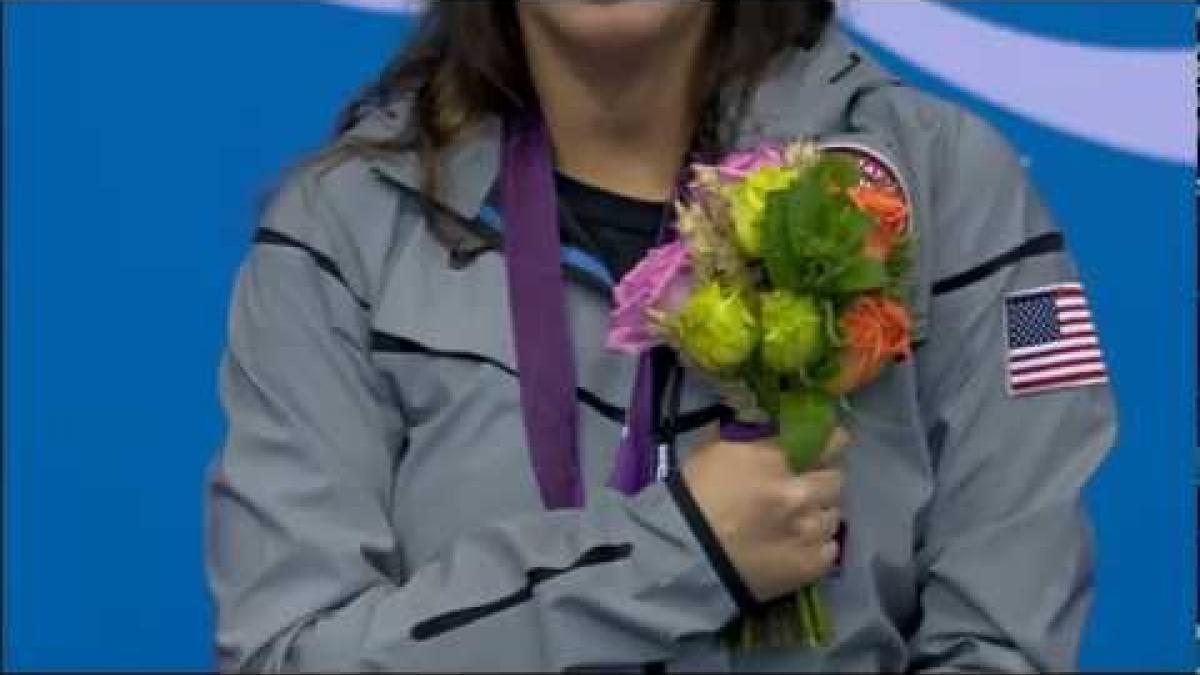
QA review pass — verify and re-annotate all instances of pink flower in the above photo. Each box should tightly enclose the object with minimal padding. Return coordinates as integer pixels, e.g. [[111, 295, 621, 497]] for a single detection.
[[606, 241, 695, 355], [716, 143, 787, 182]]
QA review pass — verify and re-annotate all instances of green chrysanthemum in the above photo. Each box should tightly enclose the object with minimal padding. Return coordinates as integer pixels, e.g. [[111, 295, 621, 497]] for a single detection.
[[760, 290, 824, 375], [674, 281, 759, 373], [725, 166, 800, 260]]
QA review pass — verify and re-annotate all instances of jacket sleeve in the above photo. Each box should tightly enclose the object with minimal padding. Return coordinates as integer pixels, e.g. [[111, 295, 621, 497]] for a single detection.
[[907, 110, 1117, 672], [204, 180, 746, 673]]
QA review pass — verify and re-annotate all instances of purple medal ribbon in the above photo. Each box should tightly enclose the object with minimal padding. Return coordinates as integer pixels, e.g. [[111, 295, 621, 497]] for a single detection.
[[607, 349, 658, 495], [501, 114, 584, 509], [501, 113, 663, 509]]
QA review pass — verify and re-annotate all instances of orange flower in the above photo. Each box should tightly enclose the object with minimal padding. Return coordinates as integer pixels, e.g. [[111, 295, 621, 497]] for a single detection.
[[849, 186, 909, 261], [824, 295, 913, 395]]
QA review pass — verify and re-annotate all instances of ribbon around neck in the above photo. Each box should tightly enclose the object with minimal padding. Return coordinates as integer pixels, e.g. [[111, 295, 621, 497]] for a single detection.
[[500, 113, 671, 509]]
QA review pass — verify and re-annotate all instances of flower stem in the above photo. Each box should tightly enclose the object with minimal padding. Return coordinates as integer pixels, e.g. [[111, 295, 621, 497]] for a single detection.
[[723, 584, 831, 652]]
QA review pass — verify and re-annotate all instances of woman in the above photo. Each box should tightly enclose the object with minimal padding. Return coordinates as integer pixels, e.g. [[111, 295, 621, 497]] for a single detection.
[[206, 1, 1115, 672]]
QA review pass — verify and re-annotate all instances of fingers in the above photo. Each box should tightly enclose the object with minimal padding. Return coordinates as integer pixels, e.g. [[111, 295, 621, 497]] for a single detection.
[[785, 539, 841, 583], [793, 506, 841, 544], [784, 468, 843, 512], [816, 540, 841, 570]]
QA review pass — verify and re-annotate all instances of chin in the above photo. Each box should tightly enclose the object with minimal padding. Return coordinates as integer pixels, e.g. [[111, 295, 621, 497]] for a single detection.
[[519, 0, 712, 55]]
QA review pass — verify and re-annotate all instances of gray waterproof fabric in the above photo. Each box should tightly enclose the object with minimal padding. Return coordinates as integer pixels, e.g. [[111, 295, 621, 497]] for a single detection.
[[206, 29, 1116, 673]]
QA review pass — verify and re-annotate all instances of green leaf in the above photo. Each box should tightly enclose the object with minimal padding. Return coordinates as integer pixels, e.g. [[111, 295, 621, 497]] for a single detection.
[[808, 351, 842, 387], [775, 166, 885, 296], [833, 204, 872, 241], [821, 154, 860, 191], [778, 389, 837, 472], [784, 177, 825, 265], [835, 257, 888, 294], [761, 189, 802, 291], [747, 368, 783, 420], [885, 238, 915, 299]]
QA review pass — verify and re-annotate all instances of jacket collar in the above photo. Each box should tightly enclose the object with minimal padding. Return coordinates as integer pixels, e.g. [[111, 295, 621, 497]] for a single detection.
[[354, 28, 892, 225], [346, 105, 502, 221]]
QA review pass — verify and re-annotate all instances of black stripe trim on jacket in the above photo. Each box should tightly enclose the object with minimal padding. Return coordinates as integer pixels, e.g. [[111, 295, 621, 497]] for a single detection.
[[828, 52, 863, 83], [370, 170, 503, 269], [931, 232, 1065, 296], [410, 543, 634, 641], [253, 228, 371, 311], [664, 472, 760, 613], [671, 404, 729, 436], [842, 79, 903, 134], [370, 330, 627, 424]]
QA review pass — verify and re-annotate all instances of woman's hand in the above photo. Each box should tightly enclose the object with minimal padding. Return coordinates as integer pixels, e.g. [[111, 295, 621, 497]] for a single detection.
[[681, 428, 850, 603]]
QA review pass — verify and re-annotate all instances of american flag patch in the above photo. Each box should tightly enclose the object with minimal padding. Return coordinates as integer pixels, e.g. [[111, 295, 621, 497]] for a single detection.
[[1004, 282, 1108, 397]]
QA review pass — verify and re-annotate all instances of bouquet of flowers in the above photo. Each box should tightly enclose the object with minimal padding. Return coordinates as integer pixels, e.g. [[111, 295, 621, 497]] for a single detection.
[[606, 139, 914, 650]]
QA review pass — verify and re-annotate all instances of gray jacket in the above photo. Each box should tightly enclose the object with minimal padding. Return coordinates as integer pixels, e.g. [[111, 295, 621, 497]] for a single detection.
[[206, 29, 1116, 673]]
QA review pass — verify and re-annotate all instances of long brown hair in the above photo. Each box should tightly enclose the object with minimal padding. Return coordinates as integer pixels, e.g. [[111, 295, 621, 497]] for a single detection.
[[333, 0, 835, 199]]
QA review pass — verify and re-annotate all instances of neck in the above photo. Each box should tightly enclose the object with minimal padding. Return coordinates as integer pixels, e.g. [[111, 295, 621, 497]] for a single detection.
[[518, 13, 714, 201]]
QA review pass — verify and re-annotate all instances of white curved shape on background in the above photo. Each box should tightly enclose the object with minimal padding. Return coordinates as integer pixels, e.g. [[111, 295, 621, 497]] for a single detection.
[[324, 0, 1194, 166], [837, 0, 1194, 166], [327, 0, 424, 13]]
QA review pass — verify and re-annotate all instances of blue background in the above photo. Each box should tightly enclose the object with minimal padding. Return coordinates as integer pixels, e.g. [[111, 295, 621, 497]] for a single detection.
[[3, 2, 1194, 671]]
